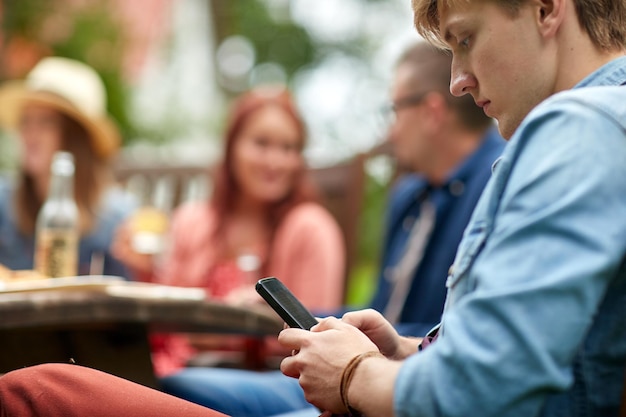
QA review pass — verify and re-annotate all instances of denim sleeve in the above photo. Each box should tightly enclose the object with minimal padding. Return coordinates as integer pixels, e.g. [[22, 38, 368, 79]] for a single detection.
[[393, 101, 626, 417]]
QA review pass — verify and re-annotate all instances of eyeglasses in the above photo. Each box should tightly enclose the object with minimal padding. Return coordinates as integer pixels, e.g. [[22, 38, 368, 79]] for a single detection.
[[389, 91, 431, 114], [379, 91, 431, 129]]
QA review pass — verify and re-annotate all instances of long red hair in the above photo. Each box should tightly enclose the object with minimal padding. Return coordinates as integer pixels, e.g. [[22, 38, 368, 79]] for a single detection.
[[210, 87, 319, 260]]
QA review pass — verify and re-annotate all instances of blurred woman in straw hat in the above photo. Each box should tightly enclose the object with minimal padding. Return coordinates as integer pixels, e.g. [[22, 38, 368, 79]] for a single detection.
[[0, 56, 137, 278]]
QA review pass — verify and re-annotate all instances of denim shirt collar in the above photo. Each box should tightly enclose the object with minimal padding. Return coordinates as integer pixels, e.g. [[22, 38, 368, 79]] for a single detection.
[[575, 55, 626, 88]]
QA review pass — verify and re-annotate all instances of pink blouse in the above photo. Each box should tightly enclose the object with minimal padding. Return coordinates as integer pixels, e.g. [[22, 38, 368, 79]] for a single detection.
[[150, 201, 346, 375], [156, 201, 346, 310]]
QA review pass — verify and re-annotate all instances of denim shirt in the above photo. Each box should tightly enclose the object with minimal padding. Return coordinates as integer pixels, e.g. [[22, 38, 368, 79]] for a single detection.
[[0, 178, 137, 279], [370, 128, 504, 337], [395, 56, 626, 417]]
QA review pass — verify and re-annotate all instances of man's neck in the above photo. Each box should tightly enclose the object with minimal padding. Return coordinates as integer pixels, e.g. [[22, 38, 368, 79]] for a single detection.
[[425, 127, 486, 186], [555, 49, 626, 92], [552, 9, 626, 92]]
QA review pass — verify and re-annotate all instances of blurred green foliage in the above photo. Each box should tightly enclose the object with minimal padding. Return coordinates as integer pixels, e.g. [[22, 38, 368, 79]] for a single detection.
[[345, 170, 390, 307], [52, 4, 133, 141], [1, 0, 325, 140], [1, 0, 133, 142], [212, 1, 316, 80], [1, 0, 51, 39]]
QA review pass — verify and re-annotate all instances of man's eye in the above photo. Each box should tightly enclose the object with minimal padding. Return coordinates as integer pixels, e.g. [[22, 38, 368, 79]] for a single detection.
[[460, 37, 470, 48]]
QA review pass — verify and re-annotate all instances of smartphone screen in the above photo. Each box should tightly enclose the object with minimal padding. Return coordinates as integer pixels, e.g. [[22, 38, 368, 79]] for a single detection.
[[255, 277, 318, 330]]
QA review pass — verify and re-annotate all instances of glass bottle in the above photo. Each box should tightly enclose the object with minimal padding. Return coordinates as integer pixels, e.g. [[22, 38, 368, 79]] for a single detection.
[[236, 252, 261, 286], [34, 151, 79, 278], [129, 177, 170, 254]]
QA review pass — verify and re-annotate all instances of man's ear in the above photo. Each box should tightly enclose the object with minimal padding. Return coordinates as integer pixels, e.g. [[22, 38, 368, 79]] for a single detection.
[[423, 92, 447, 129], [534, 0, 566, 39]]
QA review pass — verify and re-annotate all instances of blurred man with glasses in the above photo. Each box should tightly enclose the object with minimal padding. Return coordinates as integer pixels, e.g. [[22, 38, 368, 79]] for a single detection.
[[369, 41, 504, 337]]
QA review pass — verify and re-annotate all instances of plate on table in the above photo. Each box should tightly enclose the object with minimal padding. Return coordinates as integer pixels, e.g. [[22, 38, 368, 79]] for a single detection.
[[0, 274, 126, 293]]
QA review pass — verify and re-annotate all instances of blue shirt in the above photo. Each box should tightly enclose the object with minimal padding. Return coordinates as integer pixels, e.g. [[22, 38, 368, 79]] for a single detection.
[[0, 178, 137, 279], [370, 128, 505, 336], [395, 57, 626, 416]]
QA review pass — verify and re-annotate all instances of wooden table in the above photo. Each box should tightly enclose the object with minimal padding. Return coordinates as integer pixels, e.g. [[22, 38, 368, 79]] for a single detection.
[[0, 277, 283, 388]]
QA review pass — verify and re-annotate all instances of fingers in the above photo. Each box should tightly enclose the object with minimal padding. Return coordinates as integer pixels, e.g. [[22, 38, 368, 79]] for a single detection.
[[310, 316, 343, 332], [340, 309, 402, 358], [277, 327, 310, 350], [278, 320, 340, 380], [280, 354, 300, 378], [342, 308, 384, 330]]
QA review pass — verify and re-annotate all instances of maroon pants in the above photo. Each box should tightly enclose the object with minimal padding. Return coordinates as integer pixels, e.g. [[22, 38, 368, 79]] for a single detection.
[[0, 364, 228, 417]]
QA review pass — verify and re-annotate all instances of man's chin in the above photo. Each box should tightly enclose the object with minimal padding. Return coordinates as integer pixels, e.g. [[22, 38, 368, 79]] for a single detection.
[[495, 119, 515, 141]]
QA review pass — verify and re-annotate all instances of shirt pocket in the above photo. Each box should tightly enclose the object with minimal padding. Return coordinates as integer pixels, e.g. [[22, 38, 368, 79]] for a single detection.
[[444, 222, 488, 307]]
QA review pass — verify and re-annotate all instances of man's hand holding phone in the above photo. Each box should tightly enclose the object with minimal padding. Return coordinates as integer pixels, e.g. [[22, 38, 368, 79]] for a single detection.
[[279, 316, 381, 414], [256, 277, 384, 414]]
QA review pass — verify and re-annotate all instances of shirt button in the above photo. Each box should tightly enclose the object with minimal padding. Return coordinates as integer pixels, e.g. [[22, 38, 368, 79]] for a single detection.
[[449, 180, 465, 196], [492, 157, 503, 172]]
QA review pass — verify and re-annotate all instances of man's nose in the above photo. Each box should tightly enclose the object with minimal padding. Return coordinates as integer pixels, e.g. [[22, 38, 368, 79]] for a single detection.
[[450, 64, 476, 97]]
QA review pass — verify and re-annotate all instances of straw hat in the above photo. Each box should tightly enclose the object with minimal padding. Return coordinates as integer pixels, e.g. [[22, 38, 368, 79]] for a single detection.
[[0, 57, 120, 159]]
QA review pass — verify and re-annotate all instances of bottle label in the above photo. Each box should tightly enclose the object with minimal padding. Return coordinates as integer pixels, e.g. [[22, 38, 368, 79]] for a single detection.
[[35, 230, 78, 278]]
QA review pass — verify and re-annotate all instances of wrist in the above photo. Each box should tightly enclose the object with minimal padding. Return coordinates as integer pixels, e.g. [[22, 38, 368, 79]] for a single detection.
[[346, 355, 402, 417], [340, 351, 384, 416]]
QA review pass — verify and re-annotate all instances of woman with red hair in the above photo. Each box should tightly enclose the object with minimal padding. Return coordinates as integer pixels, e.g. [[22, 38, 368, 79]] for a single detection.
[[112, 86, 345, 375]]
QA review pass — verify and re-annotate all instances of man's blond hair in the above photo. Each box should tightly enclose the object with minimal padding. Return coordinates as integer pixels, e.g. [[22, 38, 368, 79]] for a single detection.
[[412, 0, 626, 51]]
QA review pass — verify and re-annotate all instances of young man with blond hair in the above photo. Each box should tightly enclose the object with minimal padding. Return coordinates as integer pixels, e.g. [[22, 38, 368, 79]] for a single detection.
[[0, 1, 625, 416], [282, 0, 626, 415], [277, 0, 626, 416]]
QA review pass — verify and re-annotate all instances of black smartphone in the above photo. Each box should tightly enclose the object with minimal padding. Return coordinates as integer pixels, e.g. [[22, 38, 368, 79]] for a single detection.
[[255, 277, 318, 330]]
